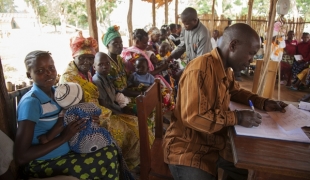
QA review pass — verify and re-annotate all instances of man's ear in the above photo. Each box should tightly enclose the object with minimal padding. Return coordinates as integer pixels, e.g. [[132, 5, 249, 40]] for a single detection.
[[229, 39, 239, 52], [26, 72, 31, 79]]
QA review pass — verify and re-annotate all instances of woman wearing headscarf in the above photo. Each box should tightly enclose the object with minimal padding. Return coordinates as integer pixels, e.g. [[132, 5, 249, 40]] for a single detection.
[[121, 29, 175, 114], [102, 26, 140, 98], [60, 31, 153, 170]]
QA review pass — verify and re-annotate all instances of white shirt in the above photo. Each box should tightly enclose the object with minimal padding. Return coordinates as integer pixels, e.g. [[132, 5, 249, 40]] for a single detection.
[[211, 37, 218, 49]]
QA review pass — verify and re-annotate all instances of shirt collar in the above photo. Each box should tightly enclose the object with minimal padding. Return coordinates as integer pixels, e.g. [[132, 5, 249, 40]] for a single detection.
[[31, 84, 55, 104], [191, 20, 202, 33], [210, 48, 227, 81]]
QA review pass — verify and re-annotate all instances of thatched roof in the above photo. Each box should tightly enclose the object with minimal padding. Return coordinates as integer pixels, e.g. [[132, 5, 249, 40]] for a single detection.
[[141, 0, 173, 8]]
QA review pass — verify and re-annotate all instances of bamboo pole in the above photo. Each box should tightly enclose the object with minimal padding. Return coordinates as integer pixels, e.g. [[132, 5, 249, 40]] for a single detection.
[[86, 0, 98, 52], [165, 0, 168, 24], [175, 0, 178, 24], [152, 0, 156, 26], [247, 0, 254, 25], [127, 0, 133, 46], [256, 0, 278, 96]]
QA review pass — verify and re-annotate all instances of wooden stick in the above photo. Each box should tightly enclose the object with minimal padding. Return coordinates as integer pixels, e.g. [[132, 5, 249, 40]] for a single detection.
[[257, 0, 278, 96]]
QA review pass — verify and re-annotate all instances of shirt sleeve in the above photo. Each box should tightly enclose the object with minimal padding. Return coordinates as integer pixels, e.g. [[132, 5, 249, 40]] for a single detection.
[[179, 70, 238, 134], [229, 71, 266, 109], [197, 30, 212, 56], [149, 74, 155, 84], [127, 74, 134, 87], [17, 97, 41, 123], [92, 78, 105, 100], [170, 29, 186, 59]]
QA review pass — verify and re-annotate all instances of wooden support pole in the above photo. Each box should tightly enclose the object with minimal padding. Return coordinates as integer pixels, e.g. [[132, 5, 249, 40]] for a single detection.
[[152, 0, 156, 27], [0, 59, 14, 139], [211, 0, 216, 35], [175, 0, 178, 24], [165, 0, 168, 24], [256, 0, 278, 97], [86, 0, 98, 52], [247, 0, 254, 25], [127, 0, 133, 46]]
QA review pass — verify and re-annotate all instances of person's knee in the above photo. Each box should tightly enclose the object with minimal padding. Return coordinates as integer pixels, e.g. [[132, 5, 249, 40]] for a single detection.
[[216, 157, 248, 180], [168, 164, 215, 180]]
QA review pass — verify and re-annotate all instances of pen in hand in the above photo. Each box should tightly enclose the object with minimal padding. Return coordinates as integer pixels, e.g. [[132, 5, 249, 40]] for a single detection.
[[249, 100, 255, 111]]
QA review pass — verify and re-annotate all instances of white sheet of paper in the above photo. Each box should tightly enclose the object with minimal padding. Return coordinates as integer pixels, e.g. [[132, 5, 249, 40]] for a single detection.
[[230, 102, 310, 143], [267, 104, 310, 131], [294, 55, 303, 61], [299, 101, 310, 111]]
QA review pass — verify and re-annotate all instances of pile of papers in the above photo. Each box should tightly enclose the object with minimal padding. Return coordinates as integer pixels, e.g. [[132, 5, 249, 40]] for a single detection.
[[230, 102, 310, 143]]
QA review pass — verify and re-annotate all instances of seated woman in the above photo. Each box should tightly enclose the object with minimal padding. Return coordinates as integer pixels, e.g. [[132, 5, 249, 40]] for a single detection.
[[290, 67, 310, 90], [59, 32, 152, 170], [147, 27, 160, 54], [121, 29, 170, 87], [14, 51, 120, 179], [102, 25, 141, 98]]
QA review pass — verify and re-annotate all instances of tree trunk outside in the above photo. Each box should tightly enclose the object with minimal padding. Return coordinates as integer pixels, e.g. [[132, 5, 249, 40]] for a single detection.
[[86, 0, 99, 52], [127, 0, 133, 46]]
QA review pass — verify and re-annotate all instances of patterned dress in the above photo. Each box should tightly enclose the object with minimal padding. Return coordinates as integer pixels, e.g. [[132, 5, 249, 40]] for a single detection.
[[60, 61, 154, 170], [108, 55, 128, 92]]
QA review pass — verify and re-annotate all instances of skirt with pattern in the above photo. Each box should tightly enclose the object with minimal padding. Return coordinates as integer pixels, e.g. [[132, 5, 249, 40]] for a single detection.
[[22, 144, 120, 180]]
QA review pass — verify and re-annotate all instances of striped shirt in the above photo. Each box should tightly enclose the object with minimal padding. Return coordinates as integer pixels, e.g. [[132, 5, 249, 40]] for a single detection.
[[17, 84, 70, 160], [163, 49, 266, 176]]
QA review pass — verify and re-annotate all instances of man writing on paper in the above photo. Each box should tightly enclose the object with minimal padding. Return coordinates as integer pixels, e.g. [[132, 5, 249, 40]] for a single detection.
[[163, 23, 287, 180]]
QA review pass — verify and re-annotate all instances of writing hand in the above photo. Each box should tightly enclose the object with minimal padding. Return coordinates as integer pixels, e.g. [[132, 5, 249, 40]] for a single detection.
[[264, 100, 287, 113], [236, 109, 262, 128]]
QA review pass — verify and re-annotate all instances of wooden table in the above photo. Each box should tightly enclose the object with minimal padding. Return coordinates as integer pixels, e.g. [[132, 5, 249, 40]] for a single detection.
[[229, 127, 310, 180]]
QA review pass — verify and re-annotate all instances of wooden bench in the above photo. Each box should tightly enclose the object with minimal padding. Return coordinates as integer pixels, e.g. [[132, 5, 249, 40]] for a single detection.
[[136, 79, 173, 180]]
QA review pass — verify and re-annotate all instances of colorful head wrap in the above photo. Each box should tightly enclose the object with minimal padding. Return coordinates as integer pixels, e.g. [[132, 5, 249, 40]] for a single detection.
[[70, 31, 98, 58], [102, 25, 121, 46]]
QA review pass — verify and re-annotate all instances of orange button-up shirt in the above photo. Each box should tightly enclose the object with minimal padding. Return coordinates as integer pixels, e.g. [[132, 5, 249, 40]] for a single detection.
[[163, 48, 266, 176]]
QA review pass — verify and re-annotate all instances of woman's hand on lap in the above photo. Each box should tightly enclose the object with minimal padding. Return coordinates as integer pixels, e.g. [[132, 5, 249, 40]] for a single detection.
[[60, 117, 87, 142], [92, 115, 100, 125]]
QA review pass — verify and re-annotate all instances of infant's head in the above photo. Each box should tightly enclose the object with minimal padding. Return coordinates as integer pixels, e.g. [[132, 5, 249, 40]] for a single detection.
[[55, 82, 83, 109], [159, 42, 170, 57], [135, 57, 149, 75]]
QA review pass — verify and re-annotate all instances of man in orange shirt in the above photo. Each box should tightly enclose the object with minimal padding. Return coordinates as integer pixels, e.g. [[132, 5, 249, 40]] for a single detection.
[[163, 23, 287, 180]]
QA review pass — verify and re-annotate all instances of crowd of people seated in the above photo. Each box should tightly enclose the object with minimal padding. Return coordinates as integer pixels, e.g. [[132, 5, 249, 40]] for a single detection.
[[2, 6, 308, 180]]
